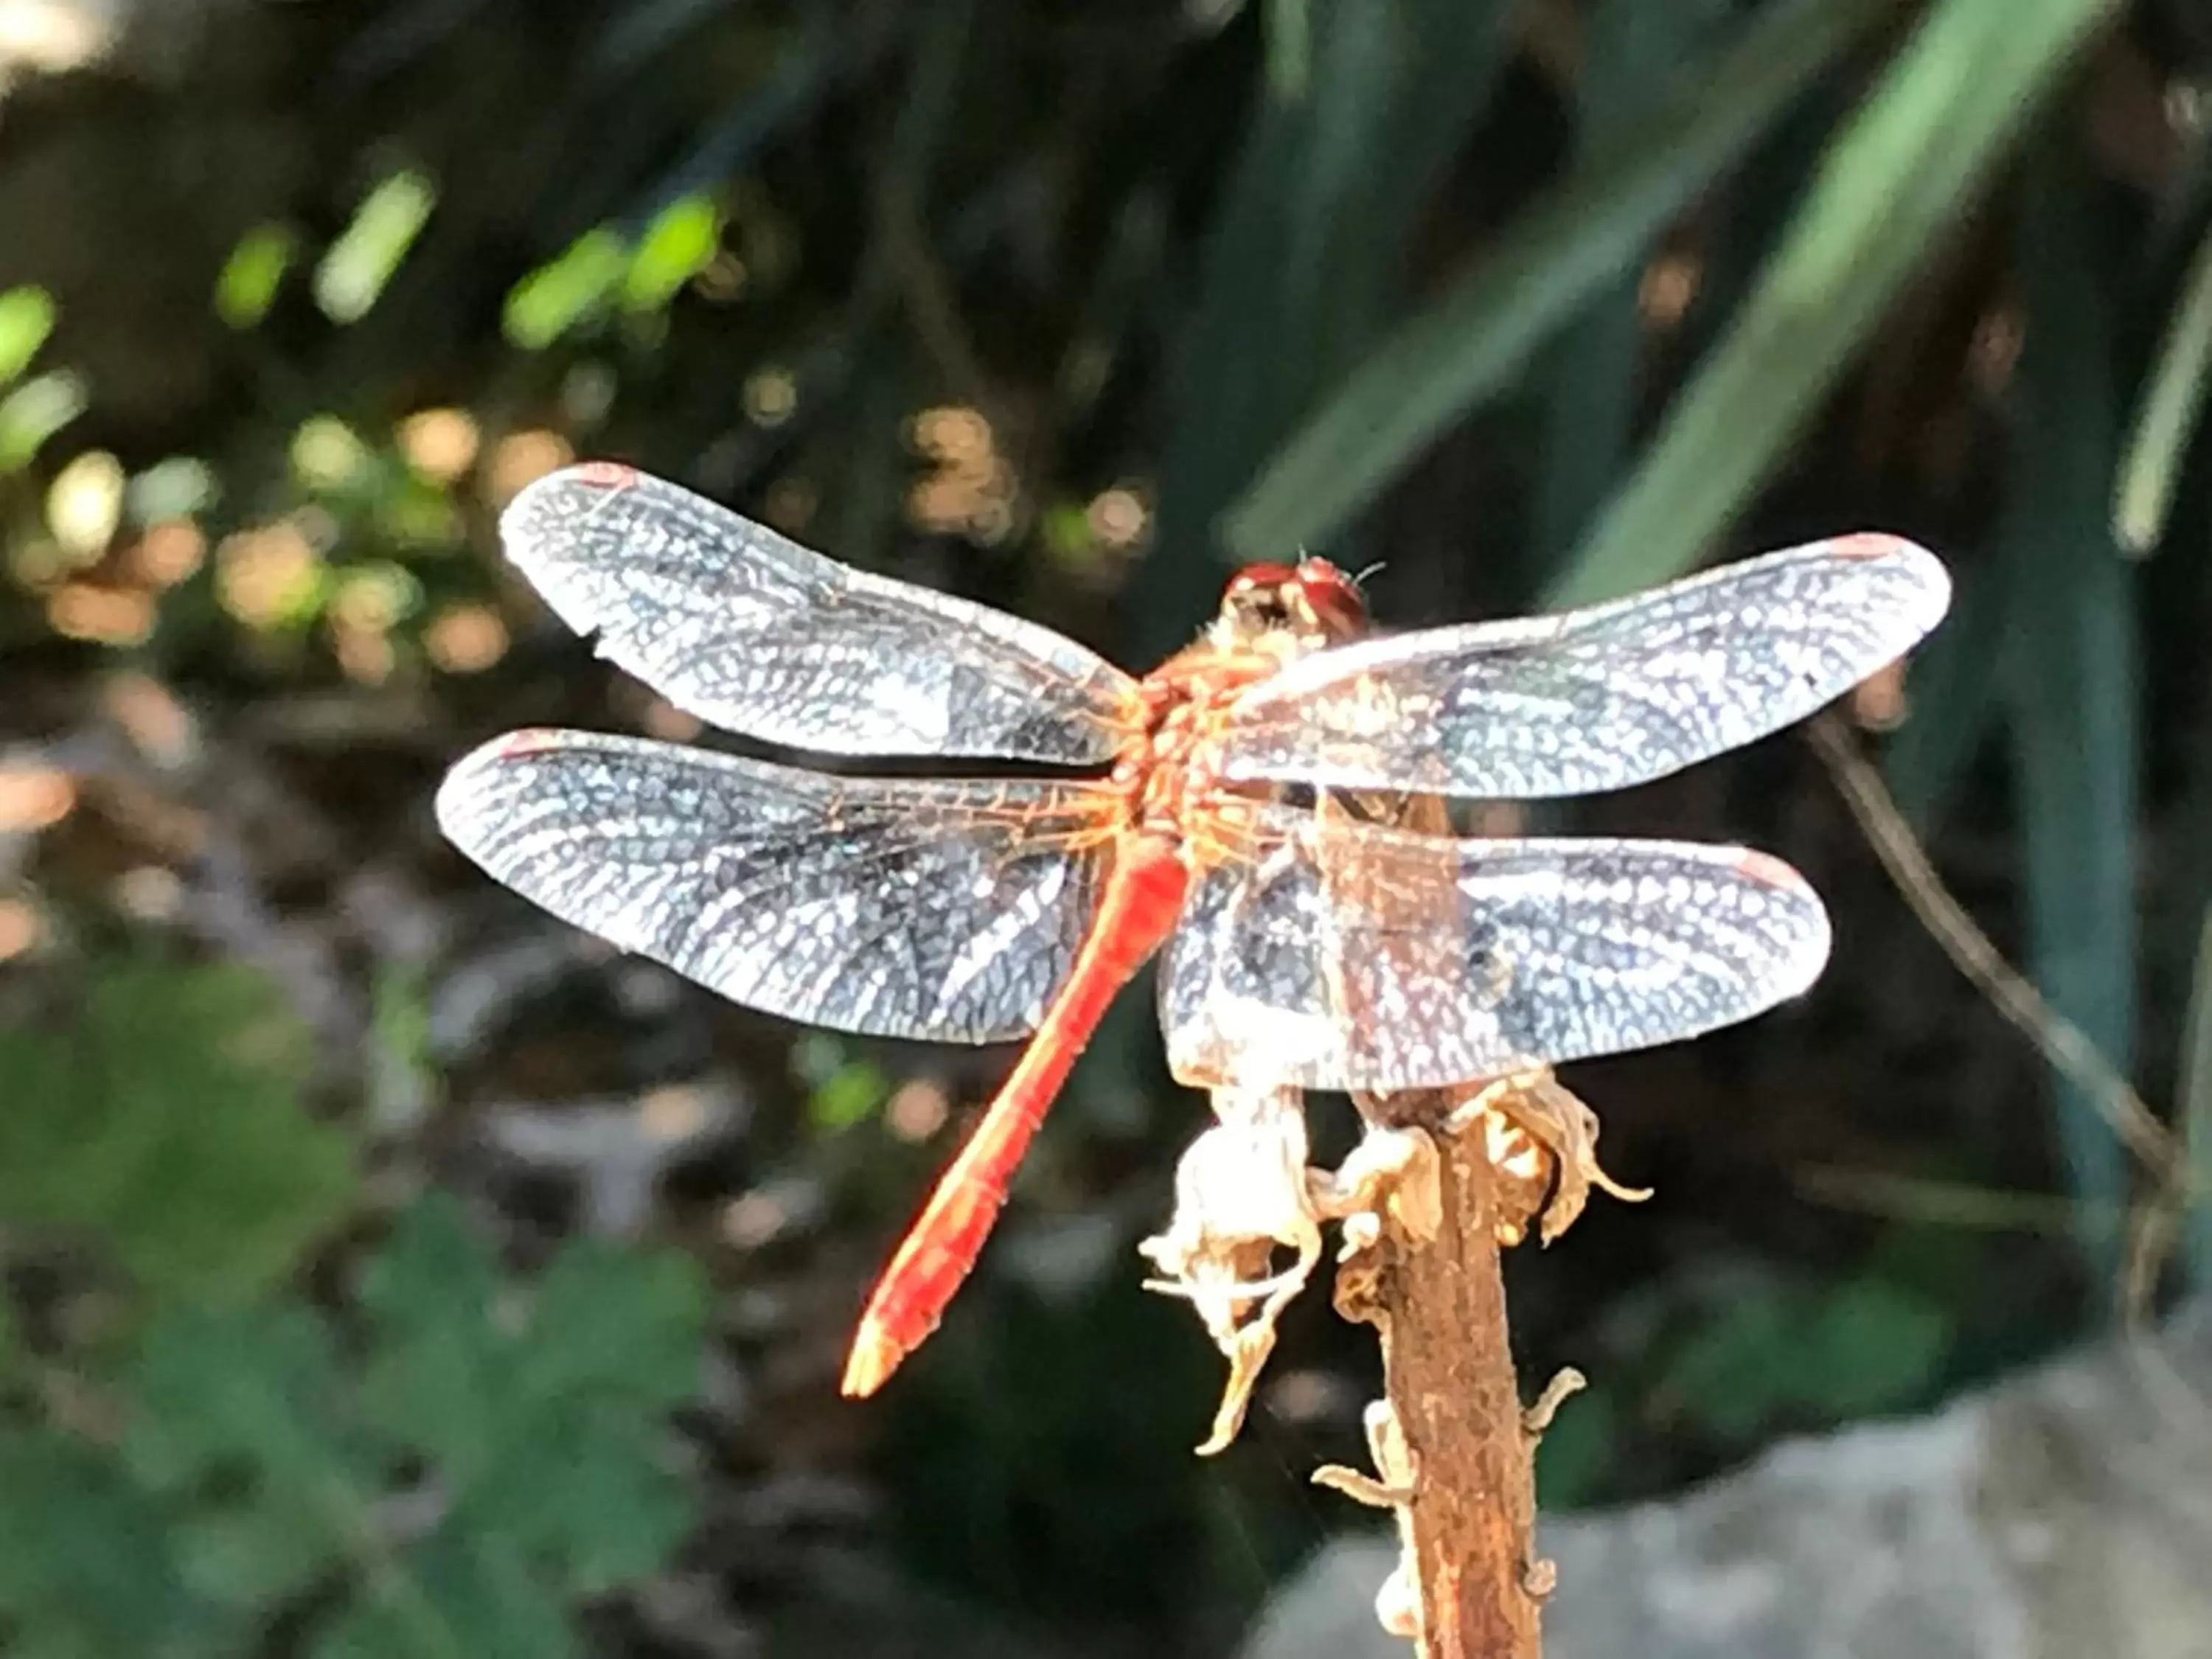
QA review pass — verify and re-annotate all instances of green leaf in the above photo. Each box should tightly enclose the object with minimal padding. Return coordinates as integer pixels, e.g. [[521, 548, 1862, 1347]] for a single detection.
[[290, 414, 374, 491], [1658, 1276, 1951, 1443], [2000, 142, 2137, 1279], [524, 1236, 707, 1413], [0, 1428, 216, 1658], [314, 170, 437, 324], [1553, 0, 2120, 608], [358, 1195, 509, 1480], [810, 1059, 890, 1132], [361, 1197, 707, 1596], [0, 959, 358, 1301], [0, 285, 57, 384], [621, 194, 721, 313], [0, 1197, 708, 1659], [0, 369, 88, 473], [1533, 1385, 1619, 1512], [1658, 1280, 1800, 1442], [1790, 1279, 1950, 1417], [125, 1304, 374, 1609], [502, 230, 631, 350], [460, 1238, 705, 1591], [1221, 0, 1889, 574], [214, 224, 297, 330], [314, 1531, 573, 1659], [126, 456, 219, 524]]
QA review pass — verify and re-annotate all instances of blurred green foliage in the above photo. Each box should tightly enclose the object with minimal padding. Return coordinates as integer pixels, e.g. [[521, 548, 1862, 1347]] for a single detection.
[[3, 0, 2210, 1649], [0, 1194, 707, 1659], [0, 959, 353, 1301]]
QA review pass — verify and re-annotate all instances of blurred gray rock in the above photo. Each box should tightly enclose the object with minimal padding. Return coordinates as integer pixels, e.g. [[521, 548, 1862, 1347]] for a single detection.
[[1241, 1300, 2212, 1659]]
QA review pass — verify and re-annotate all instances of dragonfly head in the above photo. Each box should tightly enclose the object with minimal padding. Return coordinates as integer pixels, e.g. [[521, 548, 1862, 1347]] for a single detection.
[[1218, 557, 1370, 647]]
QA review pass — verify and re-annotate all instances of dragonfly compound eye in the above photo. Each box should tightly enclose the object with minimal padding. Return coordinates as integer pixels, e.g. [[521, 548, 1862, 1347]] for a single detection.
[[1291, 559, 1370, 640]]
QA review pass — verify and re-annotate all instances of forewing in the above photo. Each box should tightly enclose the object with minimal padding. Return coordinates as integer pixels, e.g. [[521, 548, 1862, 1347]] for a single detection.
[[1160, 806, 1830, 1090], [437, 729, 1112, 1043], [502, 465, 1141, 763], [1219, 535, 1950, 798]]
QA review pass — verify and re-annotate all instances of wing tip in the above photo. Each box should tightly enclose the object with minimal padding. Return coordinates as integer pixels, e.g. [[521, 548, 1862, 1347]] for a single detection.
[[434, 727, 569, 840], [1828, 532, 1953, 643], [1728, 846, 1834, 999], [1730, 845, 1812, 894], [497, 459, 650, 562]]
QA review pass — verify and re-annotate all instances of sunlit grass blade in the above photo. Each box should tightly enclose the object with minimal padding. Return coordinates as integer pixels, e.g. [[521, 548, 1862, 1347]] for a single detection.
[[1798, 1164, 2122, 1236], [0, 285, 56, 384], [2113, 217, 2212, 554], [1221, 0, 1891, 571], [215, 224, 298, 331], [1551, 0, 2119, 608]]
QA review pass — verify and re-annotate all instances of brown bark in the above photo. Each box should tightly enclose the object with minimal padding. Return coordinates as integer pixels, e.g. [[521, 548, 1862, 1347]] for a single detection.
[[1332, 1088, 1551, 1659]]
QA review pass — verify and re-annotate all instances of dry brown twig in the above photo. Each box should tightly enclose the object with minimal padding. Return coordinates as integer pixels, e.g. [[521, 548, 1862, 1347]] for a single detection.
[[1806, 713, 2193, 1318], [1142, 1067, 1641, 1657]]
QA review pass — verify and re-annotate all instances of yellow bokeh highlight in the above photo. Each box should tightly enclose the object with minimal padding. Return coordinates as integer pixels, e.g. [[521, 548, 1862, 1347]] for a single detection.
[[8, 537, 68, 589], [743, 366, 798, 425], [103, 672, 198, 768], [126, 521, 208, 588], [906, 405, 1016, 540], [46, 448, 125, 560], [487, 429, 574, 506], [0, 762, 75, 832], [1086, 487, 1150, 551], [424, 602, 509, 674], [217, 520, 322, 630], [332, 622, 395, 685], [329, 565, 415, 633], [400, 406, 481, 483], [0, 900, 43, 964], [291, 415, 372, 491], [885, 1078, 950, 1144], [48, 583, 154, 645], [1638, 254, 1701, 329]]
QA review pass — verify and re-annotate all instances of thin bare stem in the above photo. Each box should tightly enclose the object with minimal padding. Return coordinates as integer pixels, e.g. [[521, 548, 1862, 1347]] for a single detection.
[[2125, 908, 2212, 1315], [1808, 714, 2170, 1169], [1807, 713, 2181, 1315]]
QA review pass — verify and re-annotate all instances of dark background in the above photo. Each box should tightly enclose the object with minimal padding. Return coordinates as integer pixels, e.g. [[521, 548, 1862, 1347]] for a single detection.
[[0, 1, 2202, 1655]]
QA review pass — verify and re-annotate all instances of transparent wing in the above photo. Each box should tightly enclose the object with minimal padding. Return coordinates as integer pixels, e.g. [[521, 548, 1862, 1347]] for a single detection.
[[1161, 804, 1831, 1090], [501, 465, 1141, 763], [437, 728, 1115, 1043], [1218, 535, 1950, 798]]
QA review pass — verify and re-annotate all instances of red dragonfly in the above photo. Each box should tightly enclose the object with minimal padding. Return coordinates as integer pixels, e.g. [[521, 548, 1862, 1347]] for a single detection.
[[437, 463, 1948, 1397]]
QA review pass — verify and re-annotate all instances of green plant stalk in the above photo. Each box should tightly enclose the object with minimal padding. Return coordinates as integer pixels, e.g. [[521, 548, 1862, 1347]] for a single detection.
[[2179, 908, 2212, 1284], [2001, 139, 2138, 1286]]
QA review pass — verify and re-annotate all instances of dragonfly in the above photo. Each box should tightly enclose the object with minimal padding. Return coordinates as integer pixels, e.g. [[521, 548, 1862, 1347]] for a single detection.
[[435, 463, 1950, 1398]]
